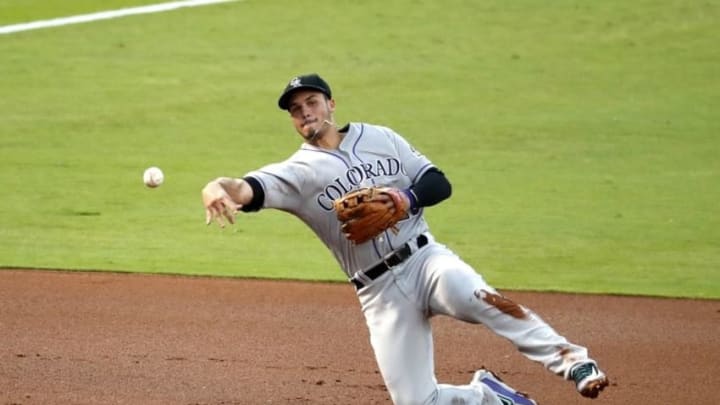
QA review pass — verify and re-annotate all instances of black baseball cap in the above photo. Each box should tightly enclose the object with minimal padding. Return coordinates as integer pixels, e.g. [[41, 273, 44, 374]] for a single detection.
[[277, 73, 332, 110]]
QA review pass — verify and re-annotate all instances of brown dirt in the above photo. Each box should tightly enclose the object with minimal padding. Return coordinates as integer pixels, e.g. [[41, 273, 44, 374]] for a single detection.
[[1, 269, 718, 404]]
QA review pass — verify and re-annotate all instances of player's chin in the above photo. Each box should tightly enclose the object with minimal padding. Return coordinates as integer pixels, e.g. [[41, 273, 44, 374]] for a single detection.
[[299, 126, 314, 139], [301, 123, 319, 138], [295, 124, 309, 137]]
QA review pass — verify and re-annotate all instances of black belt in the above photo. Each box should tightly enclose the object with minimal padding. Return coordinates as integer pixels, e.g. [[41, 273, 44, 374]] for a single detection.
[[351, 234, 429, 290]]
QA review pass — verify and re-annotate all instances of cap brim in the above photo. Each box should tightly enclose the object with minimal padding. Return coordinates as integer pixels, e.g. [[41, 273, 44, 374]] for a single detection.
[[278, 85, 331, 110]]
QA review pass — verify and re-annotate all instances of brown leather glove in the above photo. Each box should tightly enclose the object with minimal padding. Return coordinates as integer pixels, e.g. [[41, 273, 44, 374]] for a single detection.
[[334, 187, 409, 244]]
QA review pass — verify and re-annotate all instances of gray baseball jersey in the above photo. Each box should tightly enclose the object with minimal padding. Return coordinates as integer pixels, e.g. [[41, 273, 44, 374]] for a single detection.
[[245, 122, 432, 278], [244, 121, 598, 404]]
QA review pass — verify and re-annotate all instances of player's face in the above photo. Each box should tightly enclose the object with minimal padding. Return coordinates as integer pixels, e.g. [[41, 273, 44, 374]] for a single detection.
[[287, 90, 335, 140]]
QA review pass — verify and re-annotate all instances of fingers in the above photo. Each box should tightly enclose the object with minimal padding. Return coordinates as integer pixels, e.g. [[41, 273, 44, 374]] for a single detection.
[[205, 202, 224, 227], [221, 197, 237, 225], [205, 198, 242, 228]]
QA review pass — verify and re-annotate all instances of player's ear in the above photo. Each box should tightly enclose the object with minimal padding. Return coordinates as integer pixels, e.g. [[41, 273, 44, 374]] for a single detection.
[[327, 98, 336, 112]]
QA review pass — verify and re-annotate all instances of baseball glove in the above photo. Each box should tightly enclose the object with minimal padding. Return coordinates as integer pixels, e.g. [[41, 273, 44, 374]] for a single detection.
[[334, 187, 409, 244]]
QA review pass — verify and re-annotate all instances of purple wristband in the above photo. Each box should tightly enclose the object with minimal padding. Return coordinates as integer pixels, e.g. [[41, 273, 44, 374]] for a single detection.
[[402, 188, 420, 215]]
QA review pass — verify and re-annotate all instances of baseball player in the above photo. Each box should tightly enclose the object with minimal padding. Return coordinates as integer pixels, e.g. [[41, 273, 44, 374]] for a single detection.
[[202, 73, 609, 404]]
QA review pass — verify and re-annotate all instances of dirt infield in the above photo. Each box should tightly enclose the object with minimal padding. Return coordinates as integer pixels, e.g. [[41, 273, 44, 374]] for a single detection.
[[1, 269, 718, 404]]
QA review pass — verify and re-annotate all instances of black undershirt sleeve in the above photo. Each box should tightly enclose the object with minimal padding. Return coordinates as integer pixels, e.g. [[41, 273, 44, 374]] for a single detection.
[[407, 168, 452, 213], [240, 176, 265, 212]]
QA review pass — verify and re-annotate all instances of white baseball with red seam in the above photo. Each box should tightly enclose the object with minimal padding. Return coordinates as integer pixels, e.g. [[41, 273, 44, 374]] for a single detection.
[[143, 166, 164, 188]]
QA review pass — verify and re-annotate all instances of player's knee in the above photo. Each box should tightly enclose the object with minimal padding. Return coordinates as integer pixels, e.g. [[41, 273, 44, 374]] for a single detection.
[[390, 386, 484, 405], [434, 385, 486, 405], [389, 387, 437, 405]]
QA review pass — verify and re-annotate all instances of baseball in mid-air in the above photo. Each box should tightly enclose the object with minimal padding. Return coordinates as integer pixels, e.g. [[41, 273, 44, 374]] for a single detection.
[[143, 166, 164, 188]]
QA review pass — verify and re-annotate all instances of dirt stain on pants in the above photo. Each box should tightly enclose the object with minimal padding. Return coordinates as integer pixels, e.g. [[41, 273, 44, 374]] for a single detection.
[[475, 289, 528, 319]]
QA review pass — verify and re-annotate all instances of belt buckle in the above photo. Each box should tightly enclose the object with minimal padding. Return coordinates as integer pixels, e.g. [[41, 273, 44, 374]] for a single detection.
[[381, 255, 395, 269]]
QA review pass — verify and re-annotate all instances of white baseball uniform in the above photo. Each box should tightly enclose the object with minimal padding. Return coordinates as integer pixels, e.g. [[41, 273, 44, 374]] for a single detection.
[[244, 122, 592, 404]]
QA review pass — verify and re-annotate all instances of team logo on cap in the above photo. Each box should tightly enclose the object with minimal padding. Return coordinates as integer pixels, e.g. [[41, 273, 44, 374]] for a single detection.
[[289, 77, 302, 88]]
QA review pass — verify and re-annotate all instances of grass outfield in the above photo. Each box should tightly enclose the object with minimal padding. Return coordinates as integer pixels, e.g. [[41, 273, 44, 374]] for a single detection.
[[0, 0, 718, 298]]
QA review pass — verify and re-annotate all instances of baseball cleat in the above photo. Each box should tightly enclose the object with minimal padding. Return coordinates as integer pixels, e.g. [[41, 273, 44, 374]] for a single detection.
[[471, 369, 537, 405], [569, 361, 609, 398]]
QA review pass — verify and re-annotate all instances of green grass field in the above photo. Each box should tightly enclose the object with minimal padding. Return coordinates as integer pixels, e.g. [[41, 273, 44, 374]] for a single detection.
[[1, 0, 718, 298]]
